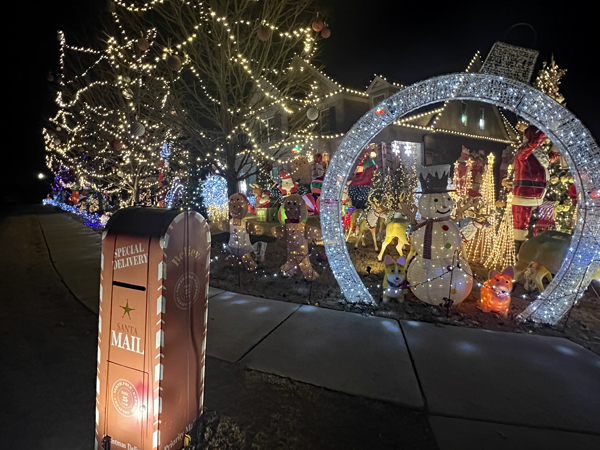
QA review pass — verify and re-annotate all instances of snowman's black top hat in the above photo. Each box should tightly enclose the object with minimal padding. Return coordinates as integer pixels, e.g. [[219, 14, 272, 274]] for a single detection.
[[418, 164, 452, 194]]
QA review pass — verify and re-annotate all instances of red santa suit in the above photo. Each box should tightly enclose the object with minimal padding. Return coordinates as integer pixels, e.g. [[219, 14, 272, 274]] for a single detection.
[[512, 126, 549, 241], [311, 153, 326, 195], [278, 171, 298, 196]]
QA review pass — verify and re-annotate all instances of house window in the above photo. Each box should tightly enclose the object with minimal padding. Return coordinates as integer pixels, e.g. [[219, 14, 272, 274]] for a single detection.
[[320, 106, 336, 134], [461, 102, 467, 127], [262, 114, 282, 143], [372, 94, 385, 107], [479, 108, 485, 130], [265, 116, 274, 142]]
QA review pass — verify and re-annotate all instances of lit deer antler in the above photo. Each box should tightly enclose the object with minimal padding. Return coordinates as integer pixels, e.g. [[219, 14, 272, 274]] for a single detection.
[[398, 201, 418, 226], [453, 197, 478, 221], [367, 190, 382, 212]]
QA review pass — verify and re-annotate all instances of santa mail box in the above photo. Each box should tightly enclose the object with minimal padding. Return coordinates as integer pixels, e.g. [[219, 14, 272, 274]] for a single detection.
[[95, 207, 211, 450]]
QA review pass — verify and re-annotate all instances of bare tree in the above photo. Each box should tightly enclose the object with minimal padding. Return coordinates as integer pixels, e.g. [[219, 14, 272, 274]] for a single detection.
[[125, 0, 322, 195], [45, 0, 324, 203], [44, 22, 181, 204]]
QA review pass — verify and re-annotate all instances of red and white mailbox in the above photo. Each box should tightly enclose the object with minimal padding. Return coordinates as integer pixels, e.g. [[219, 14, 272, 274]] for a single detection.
[[95, 207, 211, 450]]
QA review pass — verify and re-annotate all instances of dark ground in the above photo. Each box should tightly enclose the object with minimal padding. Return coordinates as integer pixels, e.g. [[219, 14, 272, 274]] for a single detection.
[[0, 205, 438, 449]]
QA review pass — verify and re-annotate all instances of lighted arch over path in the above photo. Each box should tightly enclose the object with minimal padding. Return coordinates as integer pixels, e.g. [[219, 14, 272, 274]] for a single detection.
[[320, 73, 600, 325]]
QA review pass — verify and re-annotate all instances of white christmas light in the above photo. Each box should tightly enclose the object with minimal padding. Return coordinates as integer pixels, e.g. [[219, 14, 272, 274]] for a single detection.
[[321, 72, 600, 324]]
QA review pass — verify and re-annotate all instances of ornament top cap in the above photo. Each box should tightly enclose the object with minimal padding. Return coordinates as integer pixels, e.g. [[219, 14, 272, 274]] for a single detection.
[[418, 164, 451, 194]]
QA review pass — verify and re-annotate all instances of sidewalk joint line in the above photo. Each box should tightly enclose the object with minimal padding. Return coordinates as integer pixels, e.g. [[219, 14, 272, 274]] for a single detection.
[[37, 217, 97, 316], [234, 300, 302, 363], [398, 319, 429, 412]]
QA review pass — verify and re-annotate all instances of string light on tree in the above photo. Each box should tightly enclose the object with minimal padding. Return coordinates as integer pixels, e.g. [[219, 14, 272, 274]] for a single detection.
[[196, 174, 228, 222]]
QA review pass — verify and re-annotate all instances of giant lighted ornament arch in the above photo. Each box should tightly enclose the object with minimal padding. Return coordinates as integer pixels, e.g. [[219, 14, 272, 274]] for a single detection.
[[320, 73, 600, 325]]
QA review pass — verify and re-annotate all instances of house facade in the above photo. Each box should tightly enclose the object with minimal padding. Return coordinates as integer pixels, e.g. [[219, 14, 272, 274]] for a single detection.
[[245, 52, 519, 191]]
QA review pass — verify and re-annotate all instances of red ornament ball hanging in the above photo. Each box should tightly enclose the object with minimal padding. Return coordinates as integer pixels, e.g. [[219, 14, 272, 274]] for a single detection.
[[46, 72, 54, 82], [591, 189, 599, 199], [312, 20, 324, 32], [136, 38, 150, 51], [257, 26, 272, 41], [111, 138, 123, 150], [167, 55, 182, 71], [320, 27, 331, 39]]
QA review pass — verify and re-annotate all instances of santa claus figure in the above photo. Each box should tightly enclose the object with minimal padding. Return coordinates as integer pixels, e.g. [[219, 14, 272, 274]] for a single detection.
[[511, 126, 549, 250], [277, 171, 298, 196], [310, 153, 326, 196], [346, 152, 377, 210]]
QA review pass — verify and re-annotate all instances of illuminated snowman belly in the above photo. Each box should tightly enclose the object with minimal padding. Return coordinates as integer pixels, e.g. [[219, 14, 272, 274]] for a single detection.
[[411, 220, 463, 259], [407, 255, 473, 305]]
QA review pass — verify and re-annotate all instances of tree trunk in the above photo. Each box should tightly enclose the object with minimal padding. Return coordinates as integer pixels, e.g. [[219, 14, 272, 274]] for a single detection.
[[132, 175, 139, 206], [226, 172, 237, 197], [226, 142, 238, 197]]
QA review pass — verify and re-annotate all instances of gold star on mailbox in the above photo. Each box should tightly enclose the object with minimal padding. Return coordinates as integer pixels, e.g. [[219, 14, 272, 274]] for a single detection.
[[121, 300, 135, 319]]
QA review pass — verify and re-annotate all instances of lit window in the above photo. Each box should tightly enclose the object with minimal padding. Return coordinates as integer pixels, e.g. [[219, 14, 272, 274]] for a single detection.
[[479, 108, 485, 130], [461, 102, 467, 126]]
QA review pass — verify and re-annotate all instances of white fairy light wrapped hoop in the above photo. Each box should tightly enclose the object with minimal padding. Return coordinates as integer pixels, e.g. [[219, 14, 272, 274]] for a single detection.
[[321, 72, 600, 325]]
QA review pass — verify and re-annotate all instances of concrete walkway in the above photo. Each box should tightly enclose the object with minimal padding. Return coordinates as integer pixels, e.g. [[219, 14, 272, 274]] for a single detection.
[[38, 212, 102, 313], [38, 208, 600, 449]]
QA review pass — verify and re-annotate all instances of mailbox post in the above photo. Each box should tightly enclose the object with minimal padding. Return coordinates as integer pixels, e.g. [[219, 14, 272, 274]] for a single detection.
[[95, 208, 211, 450]]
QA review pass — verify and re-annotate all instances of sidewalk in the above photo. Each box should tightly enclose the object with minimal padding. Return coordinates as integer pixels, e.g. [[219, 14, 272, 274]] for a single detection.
[[38, 209, 600, 449]]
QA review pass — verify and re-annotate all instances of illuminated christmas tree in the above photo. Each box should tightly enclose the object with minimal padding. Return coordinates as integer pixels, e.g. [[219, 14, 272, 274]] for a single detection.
[[485, 192, 516, 272], [533, 58, 576, 234], [194, 174, 228, 222], [127, 0, 328, 195], [45, 0, 329, 206], [534, 56, 567, 104], [450, 157, 473, 220], [44, 24, 181, 205], [464, 153, 496, 263], [368, 163, 417, 213]]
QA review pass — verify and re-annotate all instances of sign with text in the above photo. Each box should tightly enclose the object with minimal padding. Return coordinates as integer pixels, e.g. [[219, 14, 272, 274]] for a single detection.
[[96, 208, 211, 450]]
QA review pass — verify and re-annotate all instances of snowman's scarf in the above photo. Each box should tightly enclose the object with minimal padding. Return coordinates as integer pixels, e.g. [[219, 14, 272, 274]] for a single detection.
[[412, 216, 451, 260]]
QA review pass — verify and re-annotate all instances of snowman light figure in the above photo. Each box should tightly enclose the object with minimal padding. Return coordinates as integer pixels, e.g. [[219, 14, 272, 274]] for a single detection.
[[407, 165, 474, 306]]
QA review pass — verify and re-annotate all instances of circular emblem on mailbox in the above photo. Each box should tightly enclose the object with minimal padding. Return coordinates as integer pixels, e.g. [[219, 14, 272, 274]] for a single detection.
[[174, 273, 201, 309], [111, 379, 140, 417]]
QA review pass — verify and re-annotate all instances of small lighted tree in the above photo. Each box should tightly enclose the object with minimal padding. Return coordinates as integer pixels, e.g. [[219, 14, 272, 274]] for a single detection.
[[450, 158, 474, 220], [485, 192, 516, 272], [464, 153, 496, 263]]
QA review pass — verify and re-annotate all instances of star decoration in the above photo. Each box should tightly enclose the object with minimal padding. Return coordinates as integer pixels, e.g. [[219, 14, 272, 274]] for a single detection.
[[121, 300, 135, 319]]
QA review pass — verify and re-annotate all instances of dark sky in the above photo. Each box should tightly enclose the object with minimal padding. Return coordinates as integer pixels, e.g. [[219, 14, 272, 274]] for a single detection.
[[11, 0, 598, 197]]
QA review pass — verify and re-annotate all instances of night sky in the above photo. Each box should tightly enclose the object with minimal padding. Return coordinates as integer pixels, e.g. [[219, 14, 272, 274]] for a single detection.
[[11, 0, 598, 201]]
